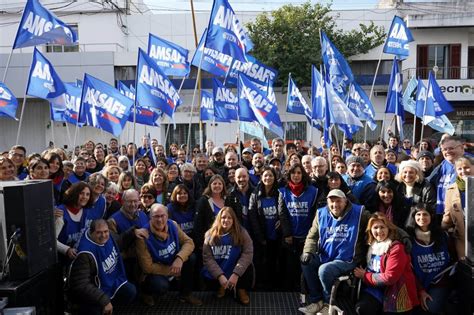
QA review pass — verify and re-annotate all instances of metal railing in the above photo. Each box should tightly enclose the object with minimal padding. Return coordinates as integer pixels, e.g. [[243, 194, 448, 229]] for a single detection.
[[402, 67, 474, 81]]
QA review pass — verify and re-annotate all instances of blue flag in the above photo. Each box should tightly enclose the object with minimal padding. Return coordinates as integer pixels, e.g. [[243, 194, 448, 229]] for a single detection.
[[13, 0, 78, 49], [49, 82, 82, 125], [213, 78, 238, 121], [311, 66, 326, 121], [26, 48, 66, 105], [79, 74, 133, 137], [0, 83, 18, 120], [136, 48, 182, 119], [426, 71, 454, 116], [227, 55, 278, 86], [383, 16, 414, 59], [414, 79, 431, 120], [50, 106, 65, 122], [205, 0, 253, 62], [320, 31, 354, 98], [201, 90, 230, 122], [325, 78, 363, 128], [148, 34, 190, 77], [118, 81, 160, 127], [385, 57, 404, 121], [192, 29, 233, 77], [287, 74, 319, 128], [347, 82, 377, 130], [238, 74, 283, 137]]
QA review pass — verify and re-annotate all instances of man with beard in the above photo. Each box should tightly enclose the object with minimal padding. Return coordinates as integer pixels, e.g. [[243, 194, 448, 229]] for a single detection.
[[229, 168, 254, 231], [108, 138, 120, 156], [265, 138, 285, 164], [209, 147, 225, 175], [192, 153, 209, 189], [241, 148, 253, 170], [249, 153, 265, 186]]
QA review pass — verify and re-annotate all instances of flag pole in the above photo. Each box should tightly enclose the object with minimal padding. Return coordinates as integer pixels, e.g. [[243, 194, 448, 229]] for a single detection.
[[65, 122, 72, 147], [15, 95, 28, 144], [51, 120, 55, 147], [2, 49, 14, 83], [73, 121, 79, 155], [419, 78, 429, 151], [186, 52, 204, 162]]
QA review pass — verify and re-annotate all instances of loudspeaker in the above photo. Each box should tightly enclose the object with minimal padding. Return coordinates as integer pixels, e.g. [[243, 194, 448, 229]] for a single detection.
[[467, 176, 474, 262], [0, 180, 57, 280]]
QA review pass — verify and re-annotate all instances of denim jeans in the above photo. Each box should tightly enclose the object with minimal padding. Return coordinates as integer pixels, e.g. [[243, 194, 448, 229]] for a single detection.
[[301, 254, 356, 303]]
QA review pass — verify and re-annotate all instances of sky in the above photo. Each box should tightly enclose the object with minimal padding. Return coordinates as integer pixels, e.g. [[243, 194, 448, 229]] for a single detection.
[[143, 0, 382, 13]]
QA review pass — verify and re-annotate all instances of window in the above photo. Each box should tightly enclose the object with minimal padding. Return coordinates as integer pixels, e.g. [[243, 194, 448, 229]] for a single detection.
[[165, 123, 206, 152], [468, 47, 474, 79], [46, 24, 79, 53], [417, 44, 461, 79], [114, 66, 136, 82]]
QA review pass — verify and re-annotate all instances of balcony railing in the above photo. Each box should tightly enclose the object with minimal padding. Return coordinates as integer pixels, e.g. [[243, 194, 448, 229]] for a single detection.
[[402, 67, 474, 81]]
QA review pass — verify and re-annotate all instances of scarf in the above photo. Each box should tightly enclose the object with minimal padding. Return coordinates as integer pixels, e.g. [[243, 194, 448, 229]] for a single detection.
[[415, 228, 431, 245], [288, 181, 304, 196], [66, 205, 81, 216], [367, 238, 392, 260], [456, 176, 466, 192]]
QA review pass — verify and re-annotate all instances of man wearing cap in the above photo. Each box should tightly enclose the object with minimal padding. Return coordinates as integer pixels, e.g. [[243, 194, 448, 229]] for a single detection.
[[364, 145, 397, 178], [298, 189, 369, 314], [241, 148, 253, 170], [342, 156, 376, 202], [209, 147, 225, 175], [249, 153, 265, 186], [417, 151, 435, 178]]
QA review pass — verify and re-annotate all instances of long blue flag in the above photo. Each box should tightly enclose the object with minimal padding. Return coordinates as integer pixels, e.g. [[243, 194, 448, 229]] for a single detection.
[[191, 29, 233, 77], [118, 81, 160, 127], [148, 34, 190, 77], [0, 83, 18, 120], [383, 16, 414, 59], [213, 78, 238, 121]]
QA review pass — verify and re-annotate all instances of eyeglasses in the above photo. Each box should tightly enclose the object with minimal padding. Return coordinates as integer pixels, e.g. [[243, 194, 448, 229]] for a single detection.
[[141, 194, 154, 200], [353, 148, 361, 151], [441, 145, 461, 153]]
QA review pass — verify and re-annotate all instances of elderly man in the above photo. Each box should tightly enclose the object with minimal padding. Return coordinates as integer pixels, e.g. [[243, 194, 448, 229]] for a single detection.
[[428, 136, 466, 215], [311, 157, 329, 208], [69, 219, 137, 315], [229, 168, 254, 230], [364, 145, 397, 178], [299, 190, 369, 314], [301, 155, 313, 176], [343, 156, 376, 202], [108, 189, 149, 235], [249, 153, 265, 186], [136, 204, 201, 306]]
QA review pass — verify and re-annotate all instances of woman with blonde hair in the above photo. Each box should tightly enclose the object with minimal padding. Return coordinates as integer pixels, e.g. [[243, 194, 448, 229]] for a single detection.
[[102, 165, 121, 184], [354, 212, 419, 314], [147, 167, 169, 205], [202, 207, 253, 305]]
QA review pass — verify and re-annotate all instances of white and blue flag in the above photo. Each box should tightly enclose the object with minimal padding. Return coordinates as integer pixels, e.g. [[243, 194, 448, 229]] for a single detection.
[[227, 55, 278, 86], [0, 83, 18, 120], [347, 82, 377, 130], [13, 0, 78, 49], [148, 34, 190, 77], [213, 78, 238, 121], [192, 29, 233, 77], [383, 16, 414, 59], [287, 74, 318, 128], [118, 81, 160, 127], [425, 71, 454, 117], [79, 74, 133, 137], [201, 90, 230, 122]]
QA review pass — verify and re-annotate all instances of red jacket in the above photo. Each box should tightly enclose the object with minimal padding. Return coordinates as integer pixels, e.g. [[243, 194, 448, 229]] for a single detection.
[[363, 241, 419, 313]]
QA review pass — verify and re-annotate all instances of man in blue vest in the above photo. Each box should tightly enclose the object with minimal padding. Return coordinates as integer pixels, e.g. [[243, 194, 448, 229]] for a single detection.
[[298, 189, 369, 314], [69, 219, 137, 315]]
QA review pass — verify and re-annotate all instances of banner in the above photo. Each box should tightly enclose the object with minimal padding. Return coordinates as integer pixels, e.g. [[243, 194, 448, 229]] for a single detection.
[[191, 29, 233, 77], [426, 71, 454, 116], [201, 90, 230, 122], [0, 83, 18, 120], [136, 48, 182, 119], [383, 16, 414, 59], [13, 0, 78, 49], [148, 34, 190, 77], [227, 55, 278, 86], [213, 78, 238, 121], [205, 0, 253, 62], [79, 74, 133, 136]]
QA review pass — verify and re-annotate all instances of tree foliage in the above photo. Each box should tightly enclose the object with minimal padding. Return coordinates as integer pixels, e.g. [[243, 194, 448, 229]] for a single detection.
[[246, 2, 385, 87]]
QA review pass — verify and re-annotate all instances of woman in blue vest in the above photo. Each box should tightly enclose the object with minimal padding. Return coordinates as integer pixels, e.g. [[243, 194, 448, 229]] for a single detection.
[[56, 182, 94, 262], [86, 173, 108, 228], [202, 207, 254, 305], [406, 204, 454, 315], [167, 184, 196, 237], [278, 163, 317, 291], [248, 166, 281, 290]]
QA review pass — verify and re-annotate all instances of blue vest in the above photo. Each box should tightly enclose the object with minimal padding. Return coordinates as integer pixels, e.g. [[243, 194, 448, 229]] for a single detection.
[[144, 220, 180, 265], [84, 195, 107, 229], [202, 233, 241, 279], [76, 231, 128, 299], [235, 190, 251, 230], [261, 196, 278, 241], [343, 174, 374, 200], [110, 210, 149, 234], [57, 204, 87, 248], [435, 160, 456, 214], [411, 235, 451, 289], [365, 163, 397, 178], [212, 202, 222, 215], [318, 204, 363, 263], [364, 253, 384, 302], [279, 185, 317, 238], [68, 172, 91, 184], [167, 203, 195, 236], [248, 168, 260, 186]]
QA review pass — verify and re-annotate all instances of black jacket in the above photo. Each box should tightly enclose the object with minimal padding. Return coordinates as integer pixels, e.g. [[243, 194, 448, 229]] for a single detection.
[[396, 179, 437, 213], [248, 183, 280, 244]]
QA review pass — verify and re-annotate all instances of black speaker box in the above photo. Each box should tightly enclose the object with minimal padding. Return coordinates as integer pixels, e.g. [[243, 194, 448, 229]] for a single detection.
[[0, 180, 57, 280]]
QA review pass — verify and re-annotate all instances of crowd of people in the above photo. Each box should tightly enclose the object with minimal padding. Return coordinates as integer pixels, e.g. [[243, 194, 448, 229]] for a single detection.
[[0, 133, 471, 315]]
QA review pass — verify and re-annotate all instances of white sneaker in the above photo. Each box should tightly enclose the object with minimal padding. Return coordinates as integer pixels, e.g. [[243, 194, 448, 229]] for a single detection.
[[298, 300, 324, 314], [316, 303, 330, 315]]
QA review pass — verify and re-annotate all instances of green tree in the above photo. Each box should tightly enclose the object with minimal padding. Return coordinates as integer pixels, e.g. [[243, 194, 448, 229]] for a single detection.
[[246, 2, 385, 87]]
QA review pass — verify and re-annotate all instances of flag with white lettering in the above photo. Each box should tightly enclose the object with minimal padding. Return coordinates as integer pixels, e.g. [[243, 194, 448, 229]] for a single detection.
[[385, 57, 404, 120], [414, 79, 433, 124], [0, 82, 18, 120], [26, 48, 66, 105], [200, 90, 230, 122], [205, 0, 253, 62], [148, 34, 190, 77], [227, 55, 278, 86], [383, 16, 414, 59], [50, 82, 82, 125], [136, 48, 182, 119], [79, 74, 133, 137], [347, 82, 377, 130], [13, 0, 78, 49], [213, 78, 238, 121], [118, 81, 160, 126], [192, 29, 233, 77], [320, 31, 354, 98], [325, 78, 363, 128], [287, 74, 319, 128], [402, 77, 454, 135], [311, 66, 325, 121], [425, 71, 454, 116], [238, 74, 283, 137]]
